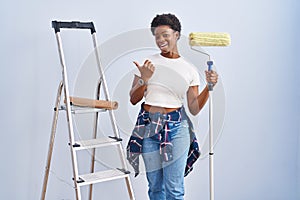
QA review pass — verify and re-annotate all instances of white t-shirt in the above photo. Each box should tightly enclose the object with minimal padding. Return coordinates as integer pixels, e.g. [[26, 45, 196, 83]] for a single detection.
[[135, 53, 200, 108]]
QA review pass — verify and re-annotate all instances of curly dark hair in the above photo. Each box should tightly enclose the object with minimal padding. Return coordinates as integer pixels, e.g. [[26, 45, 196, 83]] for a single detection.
[[150, 13, 181, 36]]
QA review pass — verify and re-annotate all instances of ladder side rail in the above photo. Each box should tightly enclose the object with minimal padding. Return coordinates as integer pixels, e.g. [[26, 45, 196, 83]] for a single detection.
[[92, 33, 136, 200], [88, 79, 102, 200], [91, 33, 121, 139], [55, 32, 82, 200], [125, 178, 135, 200], [41, 81, 63, 200]]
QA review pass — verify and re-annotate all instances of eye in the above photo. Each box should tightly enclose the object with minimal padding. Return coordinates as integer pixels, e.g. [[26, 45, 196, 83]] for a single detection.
[[163, 34, 169, 38]]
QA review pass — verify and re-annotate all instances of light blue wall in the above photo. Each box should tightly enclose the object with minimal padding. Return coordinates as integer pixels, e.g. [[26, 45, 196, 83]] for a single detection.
[[0, 0, 299, 199]]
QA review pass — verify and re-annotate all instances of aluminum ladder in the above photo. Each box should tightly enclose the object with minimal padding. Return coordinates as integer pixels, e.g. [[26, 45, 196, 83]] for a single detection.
[[41, 21, 135, 200]]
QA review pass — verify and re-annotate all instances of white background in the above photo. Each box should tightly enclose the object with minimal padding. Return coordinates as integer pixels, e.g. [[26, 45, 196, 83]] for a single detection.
[[0, 0, 299, 199]]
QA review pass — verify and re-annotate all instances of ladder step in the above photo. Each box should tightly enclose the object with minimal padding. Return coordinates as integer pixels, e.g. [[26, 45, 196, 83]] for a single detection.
[[73, 137, 122, 150], [77, 168, 130, 187]]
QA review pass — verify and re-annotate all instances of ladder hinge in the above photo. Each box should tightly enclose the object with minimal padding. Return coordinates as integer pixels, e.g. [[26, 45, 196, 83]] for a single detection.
[[72, 177, 85, 183], [68, 143, 81, 148], [117, 168, 131, 175], [108, 136, 122, 142]]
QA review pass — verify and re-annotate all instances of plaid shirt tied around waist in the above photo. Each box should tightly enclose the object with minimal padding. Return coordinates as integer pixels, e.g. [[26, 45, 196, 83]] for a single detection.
[[126, 103, 201, 177]]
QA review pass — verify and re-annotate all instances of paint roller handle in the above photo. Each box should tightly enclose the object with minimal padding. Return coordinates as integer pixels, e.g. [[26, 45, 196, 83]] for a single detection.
[[207, 61, 214, 91], [52, 21, 96, 34]]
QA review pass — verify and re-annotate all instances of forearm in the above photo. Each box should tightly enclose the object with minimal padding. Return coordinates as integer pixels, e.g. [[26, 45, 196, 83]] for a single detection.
[[196, 85, 209, 111], [130, 83, 147, 105], [188, 85, 209, 115]]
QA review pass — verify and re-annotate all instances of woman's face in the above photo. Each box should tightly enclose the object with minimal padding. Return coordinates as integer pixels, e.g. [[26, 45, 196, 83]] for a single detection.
[[154, 25, 179, 56]]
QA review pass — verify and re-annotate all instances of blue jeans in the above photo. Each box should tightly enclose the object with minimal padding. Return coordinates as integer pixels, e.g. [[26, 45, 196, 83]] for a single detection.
[[142, 120, 190, 200]]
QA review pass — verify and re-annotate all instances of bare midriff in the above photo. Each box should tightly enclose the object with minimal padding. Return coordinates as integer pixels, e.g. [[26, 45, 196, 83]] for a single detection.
[[143, 104, 179, 114]]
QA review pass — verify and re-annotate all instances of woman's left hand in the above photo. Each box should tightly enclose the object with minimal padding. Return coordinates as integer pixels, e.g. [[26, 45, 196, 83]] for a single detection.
[[205, 70, 218, 87]]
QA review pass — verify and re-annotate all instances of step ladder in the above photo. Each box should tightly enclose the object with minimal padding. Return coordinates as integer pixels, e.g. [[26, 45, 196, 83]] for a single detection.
[[41, 21, 135, 200]]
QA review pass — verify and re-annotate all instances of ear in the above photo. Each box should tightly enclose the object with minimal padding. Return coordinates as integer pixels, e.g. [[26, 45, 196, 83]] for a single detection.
[[175, 31, 180, 40]]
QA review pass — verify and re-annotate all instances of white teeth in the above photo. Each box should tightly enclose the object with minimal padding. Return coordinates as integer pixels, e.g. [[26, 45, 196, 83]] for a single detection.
[[160, 43, 167, 47]]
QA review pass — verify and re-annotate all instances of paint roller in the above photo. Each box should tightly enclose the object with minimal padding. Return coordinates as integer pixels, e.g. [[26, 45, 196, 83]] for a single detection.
[[189, 32, 230, 89], [189, 32, 231, 47], [189, 32, 231, 200]]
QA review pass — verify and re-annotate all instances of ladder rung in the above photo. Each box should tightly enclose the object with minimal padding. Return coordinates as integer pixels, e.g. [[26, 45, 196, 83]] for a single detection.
[[58, 105, 107, 114], [77, 169, 130, 187], [73, 137, 122, 150]]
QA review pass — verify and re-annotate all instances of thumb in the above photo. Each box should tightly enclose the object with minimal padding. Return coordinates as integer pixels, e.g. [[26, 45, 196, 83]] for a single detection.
[[133, 61, 140, 68]]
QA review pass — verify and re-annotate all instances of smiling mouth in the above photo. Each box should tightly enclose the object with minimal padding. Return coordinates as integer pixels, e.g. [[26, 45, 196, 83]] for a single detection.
[[160, 43, 168, 48]]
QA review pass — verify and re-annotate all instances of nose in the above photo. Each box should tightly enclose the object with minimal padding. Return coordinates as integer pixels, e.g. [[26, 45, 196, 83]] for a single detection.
[[155, 34, 165, 43]]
